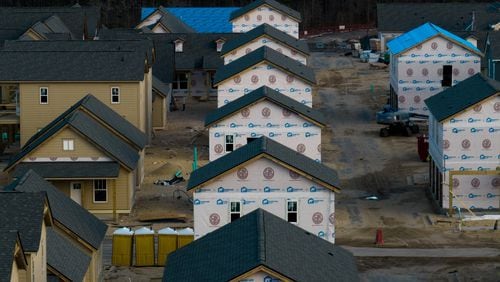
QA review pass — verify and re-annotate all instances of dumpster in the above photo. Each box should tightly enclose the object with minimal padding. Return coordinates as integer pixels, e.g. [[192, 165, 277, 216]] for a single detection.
[[157, 227, 178, 266], [134, 227, 155, 266], [177, 228, 194, 249], [417, 134, 429, 162], [112, 227, 134, 266]]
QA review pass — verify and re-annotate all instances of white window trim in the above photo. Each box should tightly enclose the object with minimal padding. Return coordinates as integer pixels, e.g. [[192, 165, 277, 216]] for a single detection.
[[286, 199, 298, 224], [111, 87, 120, 104], [39, 87, 48, 104], [229, 201, 241, 222], [93, 179, 108, 203], [62, 139, 74, 151]]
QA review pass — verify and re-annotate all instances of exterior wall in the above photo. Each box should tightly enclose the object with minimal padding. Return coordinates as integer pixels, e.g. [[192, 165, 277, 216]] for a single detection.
[[136, 11, 161, 29], [223, 36, 307, 65], [231, 6, 299, 38], [145, 67, 153, 144], [209, 100, 321, 161], [19, 81, 143, 145], [172, 71, 217, 98], [10, 260, 20, 282], [26, 222, 46, 282], [239, 270, 279, 282], [433, 95, 500, 209], [217, 62, 312, 108], [152, 92, 166, 128], [193, 158, 336, 243], [391, 36, 481, 115]]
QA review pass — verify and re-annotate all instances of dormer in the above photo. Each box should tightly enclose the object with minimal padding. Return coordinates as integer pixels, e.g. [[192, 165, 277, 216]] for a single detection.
[[216, 38, 226, 52], [174, 38, 185, 52]]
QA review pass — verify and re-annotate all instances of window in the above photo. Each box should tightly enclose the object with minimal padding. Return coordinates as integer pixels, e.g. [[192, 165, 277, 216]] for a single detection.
[[39, 87, 48, 104], [225, 134, 234, 152], [63, 139, 74, 151], [216, 40, 225, 52], [93, 179, 107, 203], [210, 72, 217, 89], [287, 200, 298, 223], [442, 65, 452, 87], [174, 73, 188, 89], [230, 201, 241, 222], [174, 40, 184, 52], [111, 87, 120, 104]]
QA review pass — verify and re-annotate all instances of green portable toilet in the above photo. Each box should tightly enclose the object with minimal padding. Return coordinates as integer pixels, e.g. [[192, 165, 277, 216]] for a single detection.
[[177, 228, 194, 249], [157, 227, 178, 266], [112, 227, 134, 266], [134, 227, 155, 266]]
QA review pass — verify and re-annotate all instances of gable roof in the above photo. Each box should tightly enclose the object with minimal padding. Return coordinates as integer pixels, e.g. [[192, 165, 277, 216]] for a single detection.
[[6, 110, 140, 172], [377, 2, 500, 33], [166, 7, 238, 33], [0, 231, 26, 282], [0, 6, 100, 42], [46, 228, 91, 282], [11, 162, 121, 179], [5, 170, 108, 250], [214, 46, 316, 85], [387, 22, 482, 55], [24, 94, 147, 150], [0, 192, 50, 252], [142, 6, 195, 33], [205, 86, 326, 127], [425, 73, 500, 122], [153, 75, 171, 97], [163, 209, 358, 282], [230, 0, 301, 22], [220, 23, 309, 56], [187, 136, 340, 192]]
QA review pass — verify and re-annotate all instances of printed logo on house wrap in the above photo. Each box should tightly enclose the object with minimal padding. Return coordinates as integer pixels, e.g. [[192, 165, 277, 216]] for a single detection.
[[305, 132, 318, 138], [282, 108, 292, 117], [216, 199, 228, 205], [285, 122, 297, 128], [307, 198, 323, 205], [193, 199, 209, 205], [398, 96, 406, 103], [262, 198, 278, 205], [268, 75, 276, 84], [317, 144, 321, 153], [264, 186, 279, 193], [468, 68, 475, 75], [233, 76, 241, 84], [286, 75, 294, 83], [240, 186, 257, 193], [241, 108, 250, 118], [422, 68, 429, 76], [494, 102, 500, 112], [289, 170, 300, 179], [214, 144, 224, 154], [296, 143, 306, 153], [261, 107, 271, 117], [237, 167, 248, 180], [269, 14, 274, 21], [312, 212, 324, 225], [443, 140, 450, 150], [461, 139, 471, 149], [468, 118, 480, 123], [482, 139, 491, 149], [492, 178, 500, 188], [471, 178, 481, 188], [263, 167, 275, 180], [217, 187, 234, 193], [329, 213, 335, 224], [209, 213, 220, 226], [453, 178, 460, 188]]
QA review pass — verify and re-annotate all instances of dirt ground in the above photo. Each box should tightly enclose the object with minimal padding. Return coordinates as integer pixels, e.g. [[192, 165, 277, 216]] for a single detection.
[[98, 33, 500, 281]]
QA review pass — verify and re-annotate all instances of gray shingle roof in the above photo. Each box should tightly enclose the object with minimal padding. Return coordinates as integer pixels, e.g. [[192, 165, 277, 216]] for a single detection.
[[214, 46, 316, 85], [163, 209, 358, 282], [155, 7, 195, 33], [425, 73, 500, 122], [0, 231, 25, 282], [187, 136, 340, 191], [5, 170, 108, 250], [221, 23, 309, 56], [6, 110, 140, 172], [46, 228, 91, 282], [0, 6, 100, 42], [11, 162, 120, 179], [0, 192, 48, 252], [486, 31, 500, 59], [0, 40, 148, 81], [153, 75, 171, 97], [23, 94, 146, 150], [377, 3, 500, 32], [230, 0, 301, 22], [205, 86, 326, 126]]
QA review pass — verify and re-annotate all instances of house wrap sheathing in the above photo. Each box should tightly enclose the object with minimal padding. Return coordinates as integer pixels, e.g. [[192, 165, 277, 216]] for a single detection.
[[426, 74, 500, 211]]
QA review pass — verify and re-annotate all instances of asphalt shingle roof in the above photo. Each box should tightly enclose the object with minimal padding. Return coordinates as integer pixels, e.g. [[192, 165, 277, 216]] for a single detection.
[[5, 170, 108, 250], [486, 31, 500, 59], [230, 0, 301, 22], [0, 6, 100, 42], [425, 73, 500, 122], [187, 136, 340, 191], [387, 22, 482, 55], [46, 228, 91, 282], [205, 86, 326, 126], [0, 192, 48, 252], [214, 46, 316, 85], [153, 75, 171, 97], [149, 6, 195, 33], [6, 109, 140, 172], [23, 94, 146, 150], [0, 231, 25, 282], [221, 23, 309, 56], [163, 209, 358, 282], [11, 162, 120, 179], [377, 3, 500, 32]]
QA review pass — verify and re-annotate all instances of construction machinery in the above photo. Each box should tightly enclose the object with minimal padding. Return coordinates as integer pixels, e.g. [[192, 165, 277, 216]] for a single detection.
[[376, 105, 428, 137]]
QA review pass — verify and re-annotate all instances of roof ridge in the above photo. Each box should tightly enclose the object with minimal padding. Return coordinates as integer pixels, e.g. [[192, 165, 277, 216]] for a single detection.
[[257, 209, 266, 263]]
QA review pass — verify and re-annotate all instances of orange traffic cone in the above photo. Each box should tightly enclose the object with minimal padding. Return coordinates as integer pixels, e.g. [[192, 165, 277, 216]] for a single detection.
[[375, 228, 384, 246]]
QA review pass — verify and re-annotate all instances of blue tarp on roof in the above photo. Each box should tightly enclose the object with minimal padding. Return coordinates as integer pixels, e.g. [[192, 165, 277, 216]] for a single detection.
[[141, 7, 238, 33], [387, 22, 482, 55]]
